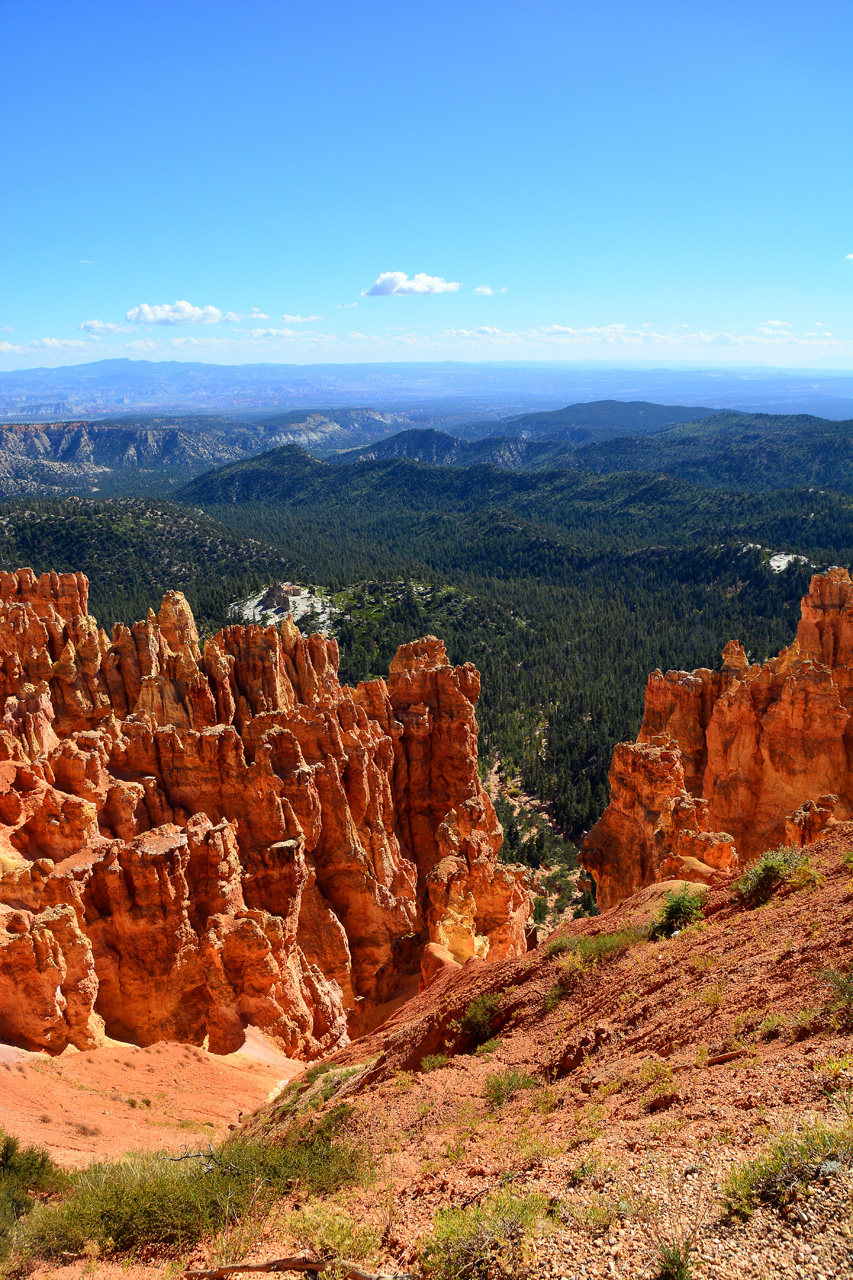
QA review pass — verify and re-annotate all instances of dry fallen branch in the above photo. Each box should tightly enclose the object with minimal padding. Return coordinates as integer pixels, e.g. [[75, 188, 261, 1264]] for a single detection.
[[184, 1259, 415, 1280]]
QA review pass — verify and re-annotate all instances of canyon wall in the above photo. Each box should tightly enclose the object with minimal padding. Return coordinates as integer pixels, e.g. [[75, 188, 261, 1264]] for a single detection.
[[0, 569, 528, 1056], [582, 568, 853, 910]]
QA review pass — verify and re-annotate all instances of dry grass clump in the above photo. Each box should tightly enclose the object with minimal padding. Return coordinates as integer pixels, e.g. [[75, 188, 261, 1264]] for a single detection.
[[9, 1112, 369, 1267], [722, 1118, 853, 1219], [421, 1188, 553, 1279]]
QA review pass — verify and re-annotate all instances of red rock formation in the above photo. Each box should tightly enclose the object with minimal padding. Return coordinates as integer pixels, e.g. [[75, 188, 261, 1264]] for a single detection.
[[0, 570, 526, 1055], [583, 568, 853, 910]]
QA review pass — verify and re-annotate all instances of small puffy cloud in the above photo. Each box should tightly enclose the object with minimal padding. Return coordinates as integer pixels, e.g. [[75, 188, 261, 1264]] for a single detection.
[[473, 285, 493, 296], [846, 254, 853, 260], [126, 299, 222, 325], [79, 259, 93, 264], [2, 327, 13, 334], [362, 271, 461, 296], [80, 319, 129, 335], [282, 314, 323, 322], [222, 308, 270, 323]]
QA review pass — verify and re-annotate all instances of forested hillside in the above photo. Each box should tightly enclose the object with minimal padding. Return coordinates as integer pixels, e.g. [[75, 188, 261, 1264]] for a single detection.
[[466, 397, 719, 442], [326, 410, 853, 489], [0, 498, 297, 634], [177, 446, 853, 835], [572, 412, 853, 491]]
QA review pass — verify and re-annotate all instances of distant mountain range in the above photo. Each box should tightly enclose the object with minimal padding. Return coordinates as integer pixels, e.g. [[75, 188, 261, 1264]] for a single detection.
[[1, 358, 852, 420], [2, 397, 852, 499], [329, 409, 853, 492], [0, 408, 411, 497]]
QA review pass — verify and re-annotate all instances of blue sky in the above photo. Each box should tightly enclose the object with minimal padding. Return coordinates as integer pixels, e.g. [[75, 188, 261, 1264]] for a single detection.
[[2, 0, 851, 369]]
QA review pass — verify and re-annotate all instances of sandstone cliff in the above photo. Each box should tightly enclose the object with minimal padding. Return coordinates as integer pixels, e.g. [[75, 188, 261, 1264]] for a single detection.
[[582, 567, 853, 909], [0, 569, 528, 1056]]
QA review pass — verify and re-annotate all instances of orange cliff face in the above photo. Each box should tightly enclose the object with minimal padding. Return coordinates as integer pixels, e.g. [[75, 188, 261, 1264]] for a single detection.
[[0, 570, 529, 1057], [581, 567, 853, 911]]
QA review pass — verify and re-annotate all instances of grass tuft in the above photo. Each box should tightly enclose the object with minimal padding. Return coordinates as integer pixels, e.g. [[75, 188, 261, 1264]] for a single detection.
[[721, 1119, 853, 1219], [474, 1038, 500, 1058], [420, 1054, 449, 1073], [818, 964, 853, 1024], [483, 1068, 538, 1109]]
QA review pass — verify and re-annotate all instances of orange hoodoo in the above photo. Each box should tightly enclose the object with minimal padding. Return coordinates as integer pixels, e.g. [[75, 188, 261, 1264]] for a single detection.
[[582, 567, 853, 910]]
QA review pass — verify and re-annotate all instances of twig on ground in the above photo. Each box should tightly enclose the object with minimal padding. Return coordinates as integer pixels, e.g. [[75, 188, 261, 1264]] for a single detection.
[[184, 1260, 415, 1280]]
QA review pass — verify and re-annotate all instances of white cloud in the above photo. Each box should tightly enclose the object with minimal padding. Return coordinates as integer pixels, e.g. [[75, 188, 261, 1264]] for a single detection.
[[2, 327, 13, 334], [281, 314, 323, 322], [361, 271, 461, 296], [126, 299, 222, 325], [79, 259, 93, 264], [34, 337, 90, 349], [500, 287, 508, 293], [846, 253, 853, 260], [761, 319, 792, 328], [0, 336, 92, 353], [473, 285, 493, 296], [80, 319, 130, 335], [222, 308, 270, 323]]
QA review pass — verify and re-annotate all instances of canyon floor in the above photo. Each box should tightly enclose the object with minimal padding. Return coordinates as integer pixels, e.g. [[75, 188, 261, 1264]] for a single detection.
[[0, 1031, 300, 1169], [4, 826, 853, 1280]]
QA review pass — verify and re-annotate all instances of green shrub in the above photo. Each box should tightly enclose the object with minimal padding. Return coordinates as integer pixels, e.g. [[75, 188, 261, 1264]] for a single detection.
[[721, 1119, 853, 1219], [474, 1038, 500, 1057], [0, 1130, 66, 1260], [544, 935, 572, 958], [460, 992, 502, 1044], [420, 1054, 449, 1073], [483, 1069, 537, 1109], [543, 984, 563, 1014], [656, 1237, 696, 1280], [650, 886, 706, 939], [12, 1117, 368, 1265], [421, 1189, 550, 1279], [545, 926, 649, 964], [734, 845, 804, 906]]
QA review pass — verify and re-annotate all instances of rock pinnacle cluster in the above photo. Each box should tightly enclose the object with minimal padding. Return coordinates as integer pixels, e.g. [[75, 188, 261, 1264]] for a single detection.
[[582, 567, 853, 908], [0, 570, 528, 1057]]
